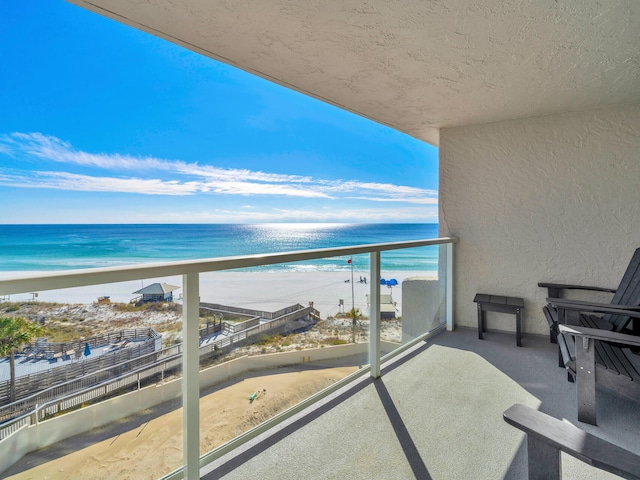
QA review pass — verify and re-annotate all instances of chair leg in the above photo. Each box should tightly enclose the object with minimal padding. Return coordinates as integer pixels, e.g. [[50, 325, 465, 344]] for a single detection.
[[527, 435, 561, 480], [576, 337, 597, 425], [558, 346, 564, 368]]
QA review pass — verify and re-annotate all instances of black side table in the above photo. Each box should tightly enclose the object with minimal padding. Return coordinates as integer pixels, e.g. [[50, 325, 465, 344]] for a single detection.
[[474, 293, 525, 347]]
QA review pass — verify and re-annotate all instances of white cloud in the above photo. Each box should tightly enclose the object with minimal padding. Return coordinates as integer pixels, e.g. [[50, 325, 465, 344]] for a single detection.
[[139, 205, 438, 224], [0, 132, 311, 183], [0, 132, 438, 204], [204, 181, 330, 198], [0, 170, 203, 195]]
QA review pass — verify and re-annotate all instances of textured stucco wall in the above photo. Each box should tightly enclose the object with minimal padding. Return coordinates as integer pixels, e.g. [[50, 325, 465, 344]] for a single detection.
[[439, 105, 640, 335]]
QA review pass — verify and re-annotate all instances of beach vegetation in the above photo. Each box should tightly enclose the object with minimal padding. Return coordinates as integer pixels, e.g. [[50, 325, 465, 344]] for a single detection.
[[113, 302, 178, 313], [2, 304, 20, 313], [43, 322, 93, 343], [324, 337, 348, 346], [348, 307, 362, 343], [0, 316, 44, 402], [253, 333, 300, 351]]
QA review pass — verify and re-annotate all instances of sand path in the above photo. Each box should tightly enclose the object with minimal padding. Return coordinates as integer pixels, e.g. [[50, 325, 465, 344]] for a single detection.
[[4, 365, 357, 480]]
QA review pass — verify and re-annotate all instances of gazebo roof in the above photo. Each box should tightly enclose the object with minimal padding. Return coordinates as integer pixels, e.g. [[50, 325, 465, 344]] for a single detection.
[[133, 282, 180, 295]]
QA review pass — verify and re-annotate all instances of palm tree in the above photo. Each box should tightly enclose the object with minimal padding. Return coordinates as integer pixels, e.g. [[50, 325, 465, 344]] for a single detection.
[[348, 307, 361, 343], [0, 316, 44, 403]]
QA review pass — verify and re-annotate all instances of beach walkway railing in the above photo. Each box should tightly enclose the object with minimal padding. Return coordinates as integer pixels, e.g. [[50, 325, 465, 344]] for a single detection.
[[0, 303, 318, 436], [30, 327, 159, 358], [0, 328, 160, 405], [0, 237, 457, 479]]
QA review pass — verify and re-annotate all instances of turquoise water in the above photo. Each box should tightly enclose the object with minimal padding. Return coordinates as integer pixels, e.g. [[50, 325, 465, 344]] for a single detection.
[[0, 223, 439, 273]]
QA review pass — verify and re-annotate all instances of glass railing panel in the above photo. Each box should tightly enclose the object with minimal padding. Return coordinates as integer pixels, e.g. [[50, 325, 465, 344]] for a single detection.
[[195, 254, 370, 460], [380, 243, 447, 353], [0, 237, 455, 479], [0, 277, 185, 479]]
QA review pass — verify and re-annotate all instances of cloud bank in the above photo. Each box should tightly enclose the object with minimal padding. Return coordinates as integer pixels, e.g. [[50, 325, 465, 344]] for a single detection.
[[0, 132, 438, 205]]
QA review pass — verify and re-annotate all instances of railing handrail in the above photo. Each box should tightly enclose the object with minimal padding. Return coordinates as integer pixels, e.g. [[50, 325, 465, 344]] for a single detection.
[[0, 237, 458, 295]]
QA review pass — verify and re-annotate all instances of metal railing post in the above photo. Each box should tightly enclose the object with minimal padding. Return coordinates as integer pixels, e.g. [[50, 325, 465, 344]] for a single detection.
[[182, 273, 200, 480], [369, 251, 381, 378], [446, 241, 454, 331]]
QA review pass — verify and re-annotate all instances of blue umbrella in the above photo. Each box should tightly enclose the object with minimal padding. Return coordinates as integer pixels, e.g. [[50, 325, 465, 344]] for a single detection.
[[387, 278, 398, 286], [380, 278, 387, 285], [84, 342, 91, 356]]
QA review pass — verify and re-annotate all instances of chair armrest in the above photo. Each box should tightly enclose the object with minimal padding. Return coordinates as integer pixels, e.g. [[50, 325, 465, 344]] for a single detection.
[[547, 298, 640, 316], [538, 282, 617, 294], [503, 404, 640, 479], [558, 324, 640, 348]]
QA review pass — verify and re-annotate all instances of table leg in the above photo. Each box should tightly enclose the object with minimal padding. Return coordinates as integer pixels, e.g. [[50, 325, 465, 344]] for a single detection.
[[516, 308, 522, 347], [477, 303, 484, 339]]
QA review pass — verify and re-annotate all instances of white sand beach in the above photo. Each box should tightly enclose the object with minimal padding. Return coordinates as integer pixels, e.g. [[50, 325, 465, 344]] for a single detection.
[[1, 270, 436, 318]]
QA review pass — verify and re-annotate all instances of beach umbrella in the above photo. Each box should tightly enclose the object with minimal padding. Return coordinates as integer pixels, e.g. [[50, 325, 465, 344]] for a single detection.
[[84, 342, 91, 356], [380, 278, 387, 285], [387, 278, 398, 286]]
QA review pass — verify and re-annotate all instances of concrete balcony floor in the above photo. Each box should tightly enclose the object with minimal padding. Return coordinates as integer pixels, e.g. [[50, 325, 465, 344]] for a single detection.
[[203, 327, 640, 479]]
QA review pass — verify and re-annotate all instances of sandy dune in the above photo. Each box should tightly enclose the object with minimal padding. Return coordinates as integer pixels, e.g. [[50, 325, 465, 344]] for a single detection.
[[4, 364, 358, 479]]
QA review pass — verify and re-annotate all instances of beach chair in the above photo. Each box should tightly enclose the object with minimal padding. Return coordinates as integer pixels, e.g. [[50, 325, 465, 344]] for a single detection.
[[539, 248, 640, 340], [504, 404, 640, 478], [555, 322, 640, 425]]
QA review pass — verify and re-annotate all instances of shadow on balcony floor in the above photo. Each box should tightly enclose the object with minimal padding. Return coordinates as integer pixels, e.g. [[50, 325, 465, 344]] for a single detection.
[[203, 327, 640, 479]]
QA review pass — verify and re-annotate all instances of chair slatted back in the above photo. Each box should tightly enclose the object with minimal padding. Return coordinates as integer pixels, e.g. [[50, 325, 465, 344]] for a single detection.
[[606, 248, 640, 332]]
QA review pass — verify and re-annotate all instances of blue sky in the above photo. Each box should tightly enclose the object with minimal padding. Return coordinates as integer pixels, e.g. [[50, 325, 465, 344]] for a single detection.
[[0, 1, 438, 224]]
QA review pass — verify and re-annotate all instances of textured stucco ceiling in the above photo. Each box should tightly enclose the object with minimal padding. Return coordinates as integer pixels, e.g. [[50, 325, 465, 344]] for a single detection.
[[70, 0, 640, 146]]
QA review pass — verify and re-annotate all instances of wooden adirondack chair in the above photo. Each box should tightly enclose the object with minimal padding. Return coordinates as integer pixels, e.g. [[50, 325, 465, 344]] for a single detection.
[[504, 403, 640, 478], [539, 248, 640, 338], [554, 321, 640, 425]]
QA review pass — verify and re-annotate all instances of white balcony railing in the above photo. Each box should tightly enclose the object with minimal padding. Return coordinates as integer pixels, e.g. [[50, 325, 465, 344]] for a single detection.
[[0, 236, 458, 480]]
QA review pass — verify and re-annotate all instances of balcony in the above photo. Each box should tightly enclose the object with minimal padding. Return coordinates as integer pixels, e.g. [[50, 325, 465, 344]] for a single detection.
[[1, 237, 638, 479], [200, 328, 640, 479]]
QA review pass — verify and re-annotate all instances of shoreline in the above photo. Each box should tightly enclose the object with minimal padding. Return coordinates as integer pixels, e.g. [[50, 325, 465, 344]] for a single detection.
[[0, 270, 437, 318]]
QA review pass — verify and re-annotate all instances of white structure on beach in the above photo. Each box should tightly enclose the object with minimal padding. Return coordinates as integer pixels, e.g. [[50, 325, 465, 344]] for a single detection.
[[365, 293, 396, 320], [133, 282, 180, 303]]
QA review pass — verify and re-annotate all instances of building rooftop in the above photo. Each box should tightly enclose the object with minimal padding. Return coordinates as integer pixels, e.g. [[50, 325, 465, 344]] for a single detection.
[[133, 282, 181, 295]]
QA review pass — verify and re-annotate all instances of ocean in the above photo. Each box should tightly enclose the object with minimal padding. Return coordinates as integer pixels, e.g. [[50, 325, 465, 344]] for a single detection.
[[0, 223, 439, 273]]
